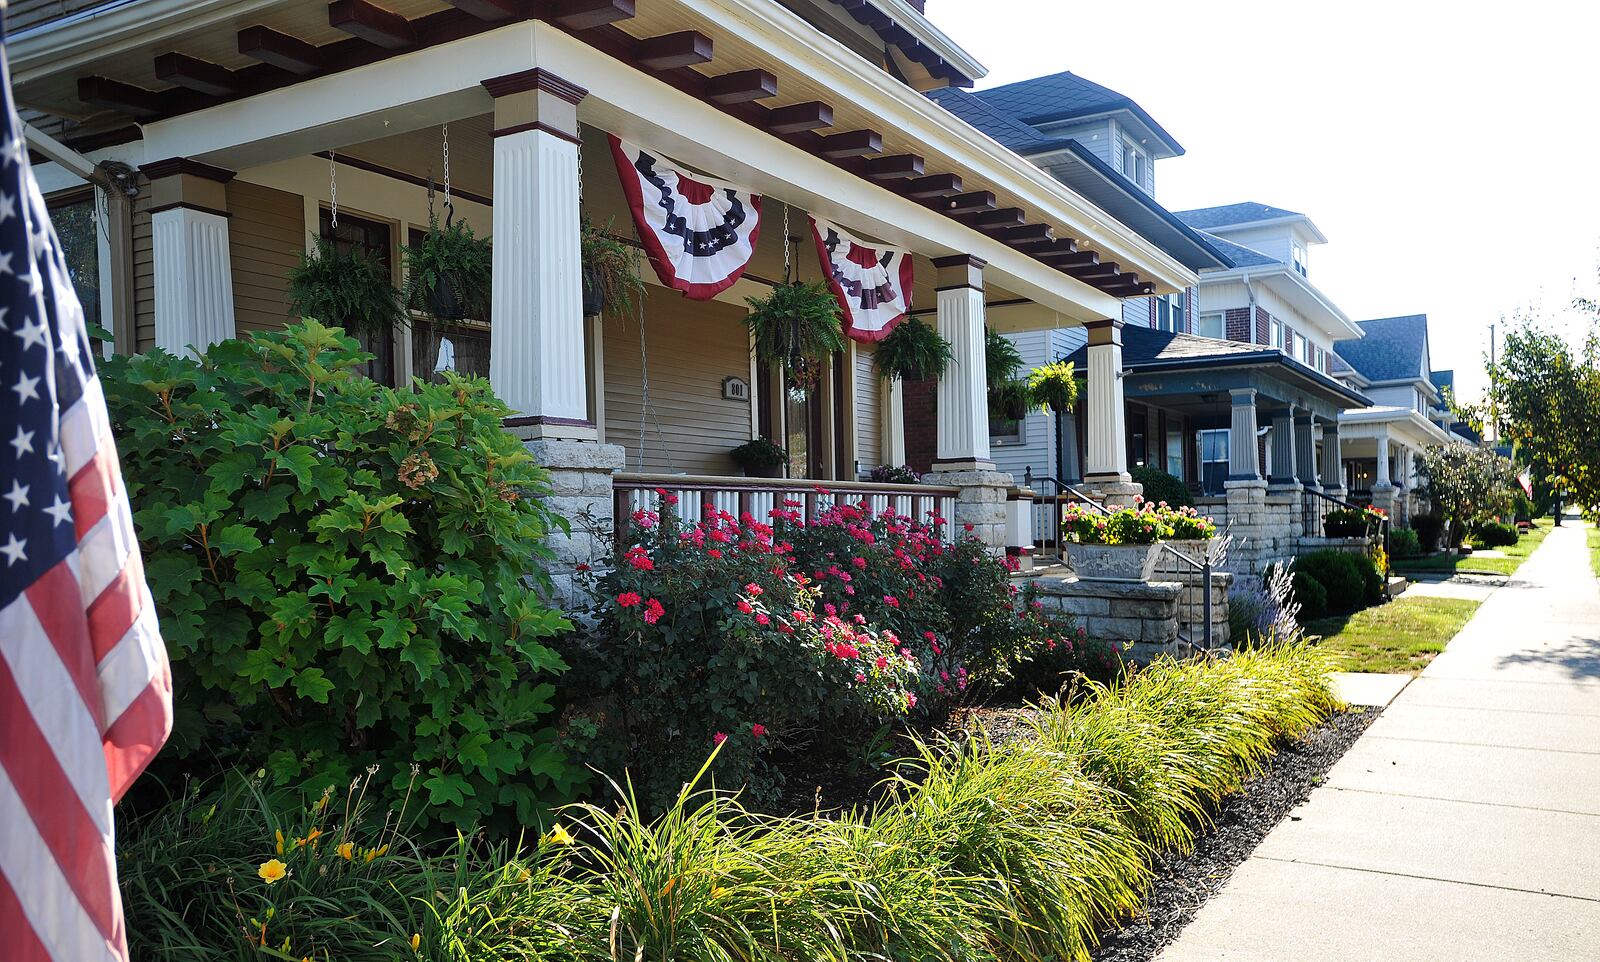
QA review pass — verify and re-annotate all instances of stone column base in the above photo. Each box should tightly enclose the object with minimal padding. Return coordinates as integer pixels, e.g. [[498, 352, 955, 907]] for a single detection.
[[1082, 477, 1143, 509], [925, 468, 1012, 550], [1030, 576, 1181, 663], [526, 438, 626, 607]]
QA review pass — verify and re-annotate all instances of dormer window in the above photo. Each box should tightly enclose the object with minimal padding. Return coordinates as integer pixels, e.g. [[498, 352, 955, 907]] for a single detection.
[[1121, 140, 1145, 188], [1292, 243, 1308, 277]]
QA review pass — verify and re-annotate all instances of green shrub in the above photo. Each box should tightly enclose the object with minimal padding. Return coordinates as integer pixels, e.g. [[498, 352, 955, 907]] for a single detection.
[[1291, 570, 1329, 620], [1294, 550, 1367, 614], [1390, 527, 1423, 559], [1470, 519, 1519, 548], [1350, 551, 1384, 603], [105, 321, 576, 829], [1129, 465, 1193, 508], [1410, 512, 1445, 551]]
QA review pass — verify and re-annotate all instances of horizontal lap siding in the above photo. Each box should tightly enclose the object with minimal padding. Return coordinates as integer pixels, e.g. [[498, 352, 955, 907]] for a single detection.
[[855, 344, 881, 474], [604, 289, 753, 475], [228, 180, 304, 337]]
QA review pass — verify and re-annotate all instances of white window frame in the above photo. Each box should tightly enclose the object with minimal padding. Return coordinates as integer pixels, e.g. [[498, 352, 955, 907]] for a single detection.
[[1121, 139, 1145, 187], [1291, 243, 1308, 276], [1197, 311, 1225, 339]]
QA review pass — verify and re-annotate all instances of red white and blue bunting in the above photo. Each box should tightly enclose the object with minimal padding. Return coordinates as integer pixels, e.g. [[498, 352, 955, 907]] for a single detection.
[[810, 216, 915, 342], [609, 135, 763, 300]]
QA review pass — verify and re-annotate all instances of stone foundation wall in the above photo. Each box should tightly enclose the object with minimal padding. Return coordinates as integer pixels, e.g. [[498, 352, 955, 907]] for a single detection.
[[1030, 576, 1183, 662], [924, 468, 1012, 550], [528, 438, 626, 607]]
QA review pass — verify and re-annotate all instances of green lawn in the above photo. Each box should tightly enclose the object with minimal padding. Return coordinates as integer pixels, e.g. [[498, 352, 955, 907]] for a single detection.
[[1305, 596, 1483, 674], [1392, 517, 1554, 577], [1588, 524, 1600, 580]]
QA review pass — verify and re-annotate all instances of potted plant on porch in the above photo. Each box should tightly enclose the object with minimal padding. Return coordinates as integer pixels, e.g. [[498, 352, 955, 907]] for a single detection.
[[287, 237, 404, 338], [1026, 359, 1079, 414], [731, 437, 787, 478], [1323, 506, 1374, 538], [581, 217, 646, 319], [744, 280, 847, 387], [986, 327, 1029, 421], [402, 215, 492, 322], [1060, 501, 1168, 582]]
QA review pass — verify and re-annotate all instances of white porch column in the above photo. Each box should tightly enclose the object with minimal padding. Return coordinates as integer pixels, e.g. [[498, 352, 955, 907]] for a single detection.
[[1268, 408, 1298, 488], [884, 376, 906, 467], [931, 255, 992, 469], [1321, 421, 1346, 496], [484, 69, 593, 440], [142, 159, 236, 355], [1375, 435, 1392, 486], [1295, 412, 1319, 491], [1228, 388, 1262, 481], [1083, 318, 1130, 484]]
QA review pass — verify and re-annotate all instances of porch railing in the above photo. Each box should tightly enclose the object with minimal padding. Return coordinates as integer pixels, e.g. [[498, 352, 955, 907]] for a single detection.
[[1148, 529, 1232, 652], [1302, 486, 1391, 578], [612, 473, 959, 544], [1021, 468, 1109, 563]]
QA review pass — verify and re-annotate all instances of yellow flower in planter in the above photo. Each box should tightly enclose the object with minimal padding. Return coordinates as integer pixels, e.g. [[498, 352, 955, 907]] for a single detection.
[[258, 859, 288, 884]]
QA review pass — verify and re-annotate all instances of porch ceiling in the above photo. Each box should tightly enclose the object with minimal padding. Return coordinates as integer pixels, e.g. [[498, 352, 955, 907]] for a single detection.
[[14, 0, 1192, 308]]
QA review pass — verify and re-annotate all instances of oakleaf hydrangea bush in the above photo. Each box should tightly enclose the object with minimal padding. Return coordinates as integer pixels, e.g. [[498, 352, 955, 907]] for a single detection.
[[103, 320, 578, 829]]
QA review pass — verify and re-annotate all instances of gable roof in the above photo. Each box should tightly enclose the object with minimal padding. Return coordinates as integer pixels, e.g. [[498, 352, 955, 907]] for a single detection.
[[1430, 369, 1455, 396], [1335, 315, 1430, 383], [969, 71, 1183, 156], [924, 86, 1055, 153], [1175, 202, 1306, 231], [1197, 232, 1282, 269]]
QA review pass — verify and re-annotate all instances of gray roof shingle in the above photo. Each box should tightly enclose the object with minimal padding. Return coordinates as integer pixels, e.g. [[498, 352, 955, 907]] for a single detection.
[[1198, 232, 1282, 269], [969, 71, 1183, 155], [1334, 315, 1430, 383], [924, 86, 1053, 153], [1175, 202, 1305, 231]]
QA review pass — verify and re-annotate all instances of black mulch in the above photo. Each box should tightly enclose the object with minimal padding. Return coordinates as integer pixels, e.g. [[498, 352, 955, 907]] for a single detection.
[[1090, 706, 1379, 962]]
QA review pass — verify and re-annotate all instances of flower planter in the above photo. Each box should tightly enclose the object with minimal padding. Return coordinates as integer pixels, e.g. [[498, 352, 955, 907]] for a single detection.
[[741, 464, 784, 479], [582, 264, 607, 318], [1065, 542, 1162, 583], [1323, 519, 1370, 538]]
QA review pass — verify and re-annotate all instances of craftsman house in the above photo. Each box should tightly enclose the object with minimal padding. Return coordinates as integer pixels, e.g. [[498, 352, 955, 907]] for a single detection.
[[14, 0, 1228, 598]]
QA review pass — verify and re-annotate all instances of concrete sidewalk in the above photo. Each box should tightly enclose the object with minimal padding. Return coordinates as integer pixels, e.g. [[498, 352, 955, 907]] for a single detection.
[[1159, 521, 1600, 962]]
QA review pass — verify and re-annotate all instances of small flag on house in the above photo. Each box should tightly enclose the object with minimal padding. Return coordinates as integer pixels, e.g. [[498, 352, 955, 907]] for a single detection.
[[0, 15, 173, 962], [1518, 468, 1534, 498], [609, 135, 763, 300], [810, 216, 914, 342]]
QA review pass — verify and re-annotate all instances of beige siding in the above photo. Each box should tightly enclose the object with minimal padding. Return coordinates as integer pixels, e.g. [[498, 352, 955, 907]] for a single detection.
[[228, 180, 304, 336], [604, 288, 753, 475], [854, 344, 881, 473], [132, 185, 153, 352]]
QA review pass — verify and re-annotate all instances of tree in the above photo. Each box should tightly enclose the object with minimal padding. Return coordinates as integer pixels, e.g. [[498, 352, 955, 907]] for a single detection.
[[1414, 441, 1519, 548], [1489, 315, 1600, 515]]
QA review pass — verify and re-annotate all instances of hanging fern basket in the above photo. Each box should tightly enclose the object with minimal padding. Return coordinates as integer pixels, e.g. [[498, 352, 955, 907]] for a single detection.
[[429, 271, 465, 321], [582, 263, 607, 318], [744, 281, 847, 378]]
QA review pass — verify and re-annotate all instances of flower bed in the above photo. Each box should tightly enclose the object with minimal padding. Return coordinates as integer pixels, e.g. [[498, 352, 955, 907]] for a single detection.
[[120, 642, 1340, 962]]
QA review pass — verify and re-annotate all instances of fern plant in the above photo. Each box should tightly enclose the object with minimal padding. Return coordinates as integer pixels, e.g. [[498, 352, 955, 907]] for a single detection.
[[1027, 359, 1080, 413], [875, 317, 953, 382], [745, 281, 846, 384], [403, 216, 492, 321], [287, 237, 404, 338], [985, 327, 1025, 385], [581, 218, 646, 319]]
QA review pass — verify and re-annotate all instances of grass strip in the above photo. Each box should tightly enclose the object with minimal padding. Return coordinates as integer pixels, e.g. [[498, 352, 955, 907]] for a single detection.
[[1304, 595, 1481, 674], [1394, 517, 1553, 577]]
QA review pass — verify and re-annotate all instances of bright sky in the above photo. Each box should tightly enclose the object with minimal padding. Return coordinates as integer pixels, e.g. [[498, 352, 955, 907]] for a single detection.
[[926, 0, 1600, 400]]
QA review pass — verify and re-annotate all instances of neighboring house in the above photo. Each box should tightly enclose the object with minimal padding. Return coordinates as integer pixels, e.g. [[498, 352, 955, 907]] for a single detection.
[[14, 0, 1217, 597], [1331, 315, 1461, 523]]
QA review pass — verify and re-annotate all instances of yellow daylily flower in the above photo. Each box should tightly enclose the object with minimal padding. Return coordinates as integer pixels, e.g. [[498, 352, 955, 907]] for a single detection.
[[337, 842, 355, 860], [516, 868, 533, 883], [543, 823, 575, 847], [711, 886, 729, 900], [411, 933, 422, 951], [274, 830, 285, 855], [258, 859, 288, 884]]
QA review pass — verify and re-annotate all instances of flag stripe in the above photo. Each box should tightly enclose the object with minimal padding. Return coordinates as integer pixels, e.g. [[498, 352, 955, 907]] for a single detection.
[[25, 565, 104, 727], [96, 600, 165, 730], [0, 652, 121, 943], [102, 668, 173, 803], [68, 444, 116, 542], [0, 768, 122, 962], [87, 551, 143, 665], [0, 866, 58, 962]]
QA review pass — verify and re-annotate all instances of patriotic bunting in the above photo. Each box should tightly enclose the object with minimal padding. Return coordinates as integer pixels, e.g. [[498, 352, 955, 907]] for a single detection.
[[609, 135, 762, 300], [810, 217, 915, 342]]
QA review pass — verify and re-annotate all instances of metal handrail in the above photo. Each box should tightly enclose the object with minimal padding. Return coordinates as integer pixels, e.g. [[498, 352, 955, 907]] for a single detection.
[[1302, 486, 1392, 579], [1022, 469, 1111, 562], [1150, 527, 1234, 652]]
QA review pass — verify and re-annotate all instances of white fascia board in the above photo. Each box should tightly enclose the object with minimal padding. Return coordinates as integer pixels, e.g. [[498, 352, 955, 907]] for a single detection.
[[9, 0, 286, 83], [867, 0, 987, 83], [1205, 213, 1327, 244]]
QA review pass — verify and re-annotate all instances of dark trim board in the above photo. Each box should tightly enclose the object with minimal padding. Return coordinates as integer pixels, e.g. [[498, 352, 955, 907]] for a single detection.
[[314, 150, 494, 208]]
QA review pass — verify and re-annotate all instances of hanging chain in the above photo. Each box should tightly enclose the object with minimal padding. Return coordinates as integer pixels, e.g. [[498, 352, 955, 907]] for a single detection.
[[328, 150, 338, 229], [441, 123, 451, 209], [576, 136, 585, 206], [782, 201, 791, 283]]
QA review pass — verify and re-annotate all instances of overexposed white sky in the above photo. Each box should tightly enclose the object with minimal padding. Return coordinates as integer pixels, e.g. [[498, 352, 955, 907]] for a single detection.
[[926, 0, 1600, 400]]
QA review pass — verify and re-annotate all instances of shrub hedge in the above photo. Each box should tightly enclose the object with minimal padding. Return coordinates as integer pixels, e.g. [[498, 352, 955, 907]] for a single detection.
[[105, 322, 577, 830], [1470, 519, 1519, 548], [1410, 512, 1445, 552], [121, 642, 1340, 962], [1292, 549, 1382, 614], [1389, 527, 1423, 559], [1128, 465, 1194, 508]]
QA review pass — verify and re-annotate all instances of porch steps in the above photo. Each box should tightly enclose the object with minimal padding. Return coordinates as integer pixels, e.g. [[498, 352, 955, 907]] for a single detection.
[[1385, 575, 1409, 599]]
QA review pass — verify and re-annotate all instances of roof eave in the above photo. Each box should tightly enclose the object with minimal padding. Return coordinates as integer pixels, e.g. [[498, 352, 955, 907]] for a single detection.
[[1197, 264, 1364, 341], [866, 0, 988, 87], [1119, 352, 1373, 408]]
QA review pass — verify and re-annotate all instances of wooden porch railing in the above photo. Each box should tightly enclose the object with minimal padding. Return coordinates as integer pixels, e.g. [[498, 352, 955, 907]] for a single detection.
[[613, 473, 960, 543]]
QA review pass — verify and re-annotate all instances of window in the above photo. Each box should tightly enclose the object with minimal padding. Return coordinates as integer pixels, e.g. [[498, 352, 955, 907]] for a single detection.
[[1302, 336, 1316, 366], [988, 409, 1023, 445], [1165, 429, 1184, 480], [1197, 311, 1225, 339], [1155, 293, 1184, 332], [1199, 429, 1230, 495], [46, 192, 102, 338], [1272, 321, 1286, 352], [1121, 140, 1145, 188], [1291, 243, 1308, 276], [406, 226, 491, 384]]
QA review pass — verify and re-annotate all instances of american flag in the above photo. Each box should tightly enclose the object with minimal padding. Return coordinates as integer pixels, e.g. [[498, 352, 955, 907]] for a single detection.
[[0, 21, 172, 962]]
